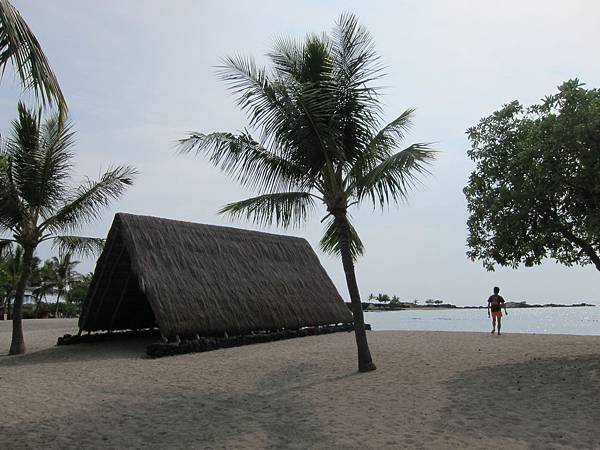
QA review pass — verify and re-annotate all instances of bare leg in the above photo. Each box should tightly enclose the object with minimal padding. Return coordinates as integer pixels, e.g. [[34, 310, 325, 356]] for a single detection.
[[497, 317, 502, 335], [491, 317, 496, 334]]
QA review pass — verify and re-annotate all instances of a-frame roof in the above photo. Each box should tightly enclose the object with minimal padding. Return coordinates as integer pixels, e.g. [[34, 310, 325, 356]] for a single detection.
[[79, 213, 352, 338]]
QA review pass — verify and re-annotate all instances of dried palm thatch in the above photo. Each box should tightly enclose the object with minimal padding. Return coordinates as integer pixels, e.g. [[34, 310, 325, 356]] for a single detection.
[[78, 213, 352, 339]]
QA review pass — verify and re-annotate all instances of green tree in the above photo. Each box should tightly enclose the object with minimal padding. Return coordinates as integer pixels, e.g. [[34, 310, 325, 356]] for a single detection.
[[465, 80, 600, 272], [0, 103, 136, 354], [389, 296, 402, 308], [0, 245, 20, 319], [65, 271, 92, 313], [31, 259, 55, 317], [0, 0, 66, 116], [179, 14, 435, 372], [46, 253, 79, 316], [377, 293, 391, 303]]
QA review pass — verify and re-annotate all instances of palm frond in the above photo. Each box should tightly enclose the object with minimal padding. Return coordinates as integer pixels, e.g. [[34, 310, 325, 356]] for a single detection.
[[320, 214, 364, 261], [219, 192, 316, 228], [42, 165, 137, 233], [329, 13, 385, 162], [219, 55, 293, 136], [367, 108, 415, 157], [269, 36, 305, 79], [15, 108, 74, 214], [355, 143, 436, 207], [7, 102, 41, 205], [0, 238, 14, 257], [0, 0, 67, 116], [178, 131, 306, 193], [220, 54, 339, 175], [51, 235, 104, 258], [347, 108, 416, 180], [331, 13, 384, 89], [34, 112, 75, 211], [0, 154, 23, 230]]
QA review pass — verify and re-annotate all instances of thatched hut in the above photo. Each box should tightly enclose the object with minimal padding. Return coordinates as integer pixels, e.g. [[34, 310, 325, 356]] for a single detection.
[[78, 213, 352, 340]]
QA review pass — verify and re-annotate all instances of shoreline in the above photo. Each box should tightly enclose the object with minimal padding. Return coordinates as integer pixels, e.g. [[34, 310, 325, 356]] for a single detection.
[[362, 304, 596, 312]]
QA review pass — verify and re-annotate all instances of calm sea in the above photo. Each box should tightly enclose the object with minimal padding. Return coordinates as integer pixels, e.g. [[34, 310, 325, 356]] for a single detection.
[[365, 306, 600, 336]]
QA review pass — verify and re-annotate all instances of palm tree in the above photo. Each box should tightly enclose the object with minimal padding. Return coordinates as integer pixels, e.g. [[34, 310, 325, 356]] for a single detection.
[[0, 0, 66, 116], [179, 14, 435, 372], [48, 253, 79, 316], [65, 271, 92, 313], [0, 245, 22, 319], [0, 103, 136, 354]]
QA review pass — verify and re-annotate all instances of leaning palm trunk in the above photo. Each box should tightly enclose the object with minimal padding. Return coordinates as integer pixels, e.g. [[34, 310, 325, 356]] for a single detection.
[[334, 211, 376, 372], [9, 246, 33, 355]]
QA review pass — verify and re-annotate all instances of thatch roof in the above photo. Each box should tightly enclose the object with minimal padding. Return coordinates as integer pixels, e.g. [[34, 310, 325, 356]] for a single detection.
[[79, 213, 352, 339]]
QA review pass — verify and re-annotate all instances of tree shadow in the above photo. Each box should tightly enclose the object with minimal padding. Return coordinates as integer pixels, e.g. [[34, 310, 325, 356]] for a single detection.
[[0, 362, 332, 450], [442, 354, 600, 449]]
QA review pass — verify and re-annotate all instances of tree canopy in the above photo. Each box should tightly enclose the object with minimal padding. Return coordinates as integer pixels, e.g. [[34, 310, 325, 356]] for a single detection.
[[464, 79, 600, 272]]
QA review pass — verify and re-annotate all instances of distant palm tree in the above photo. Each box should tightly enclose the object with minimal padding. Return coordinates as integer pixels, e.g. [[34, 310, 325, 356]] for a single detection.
[[179, 14, 435, 372], [0, 245, 22, 319], [46, 253, 79, 316], [0, 0, 66, 116], [0, 103, 136, 354]]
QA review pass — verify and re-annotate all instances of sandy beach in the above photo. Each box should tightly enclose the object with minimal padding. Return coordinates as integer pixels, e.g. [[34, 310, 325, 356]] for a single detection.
[[1, 319, 599, 449]]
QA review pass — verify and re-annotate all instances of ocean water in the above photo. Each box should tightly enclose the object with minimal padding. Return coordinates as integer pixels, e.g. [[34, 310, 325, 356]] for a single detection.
[[365, 306, 600, 336]]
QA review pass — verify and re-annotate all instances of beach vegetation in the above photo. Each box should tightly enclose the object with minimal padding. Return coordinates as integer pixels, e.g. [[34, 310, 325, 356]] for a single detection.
[[179, 14, 435, 372], [0, 103, 136, 354], [465, 80, 600, 272]]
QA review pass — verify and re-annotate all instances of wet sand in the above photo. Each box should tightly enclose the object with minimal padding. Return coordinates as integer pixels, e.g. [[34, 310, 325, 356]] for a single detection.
[[1, 319, 599, 449]]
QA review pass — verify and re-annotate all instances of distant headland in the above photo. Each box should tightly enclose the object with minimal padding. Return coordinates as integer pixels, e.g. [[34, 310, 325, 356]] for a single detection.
[[355, 294, 596, 312]]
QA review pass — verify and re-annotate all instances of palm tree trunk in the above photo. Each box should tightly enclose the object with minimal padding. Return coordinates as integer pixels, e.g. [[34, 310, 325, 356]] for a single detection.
[[54, 289, 62, 317], [9, 246, 34, 355], [334, 211, 376, 372]]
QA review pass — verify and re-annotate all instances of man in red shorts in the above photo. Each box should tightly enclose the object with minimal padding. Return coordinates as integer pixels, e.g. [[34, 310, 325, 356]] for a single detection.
[[487, 286, 508, 334]]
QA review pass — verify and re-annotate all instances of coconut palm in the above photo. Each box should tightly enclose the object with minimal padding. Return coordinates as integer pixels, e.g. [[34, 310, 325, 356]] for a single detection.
[[0, 0, 66, 116], [0, 245, 21, 319], [179, 14, 435, 372], [0, 102, 136, 354], [44, 252, 79, 316]]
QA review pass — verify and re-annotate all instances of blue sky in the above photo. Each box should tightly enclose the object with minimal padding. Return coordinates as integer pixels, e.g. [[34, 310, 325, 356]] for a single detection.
[[2, 0, 600, 305]]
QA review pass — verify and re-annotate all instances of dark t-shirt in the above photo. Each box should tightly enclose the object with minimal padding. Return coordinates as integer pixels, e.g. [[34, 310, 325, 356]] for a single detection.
[[488, 294, 505, 312]]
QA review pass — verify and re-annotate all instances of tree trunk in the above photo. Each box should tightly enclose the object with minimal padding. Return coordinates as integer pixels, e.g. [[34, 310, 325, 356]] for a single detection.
[[334, 211, 376, 372], [9, 246, 34, 355], [54, 289, 63, 317]]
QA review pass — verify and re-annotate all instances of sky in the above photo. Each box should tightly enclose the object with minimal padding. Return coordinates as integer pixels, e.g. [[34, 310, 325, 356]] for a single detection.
[[1, 0, 600, 306]]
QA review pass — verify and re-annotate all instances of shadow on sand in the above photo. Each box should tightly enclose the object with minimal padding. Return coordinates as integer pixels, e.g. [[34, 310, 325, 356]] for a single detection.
[[441, 354, 600, 448], [0, 335, 156, 367], [0, 362, 332, 450]]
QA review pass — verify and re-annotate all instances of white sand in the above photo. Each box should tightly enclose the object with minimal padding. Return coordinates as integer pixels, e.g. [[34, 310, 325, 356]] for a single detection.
[[1, 319, 599, 449]]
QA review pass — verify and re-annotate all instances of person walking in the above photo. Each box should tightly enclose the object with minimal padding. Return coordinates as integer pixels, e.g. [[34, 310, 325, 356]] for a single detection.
[[487, 286, 508, 334]]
